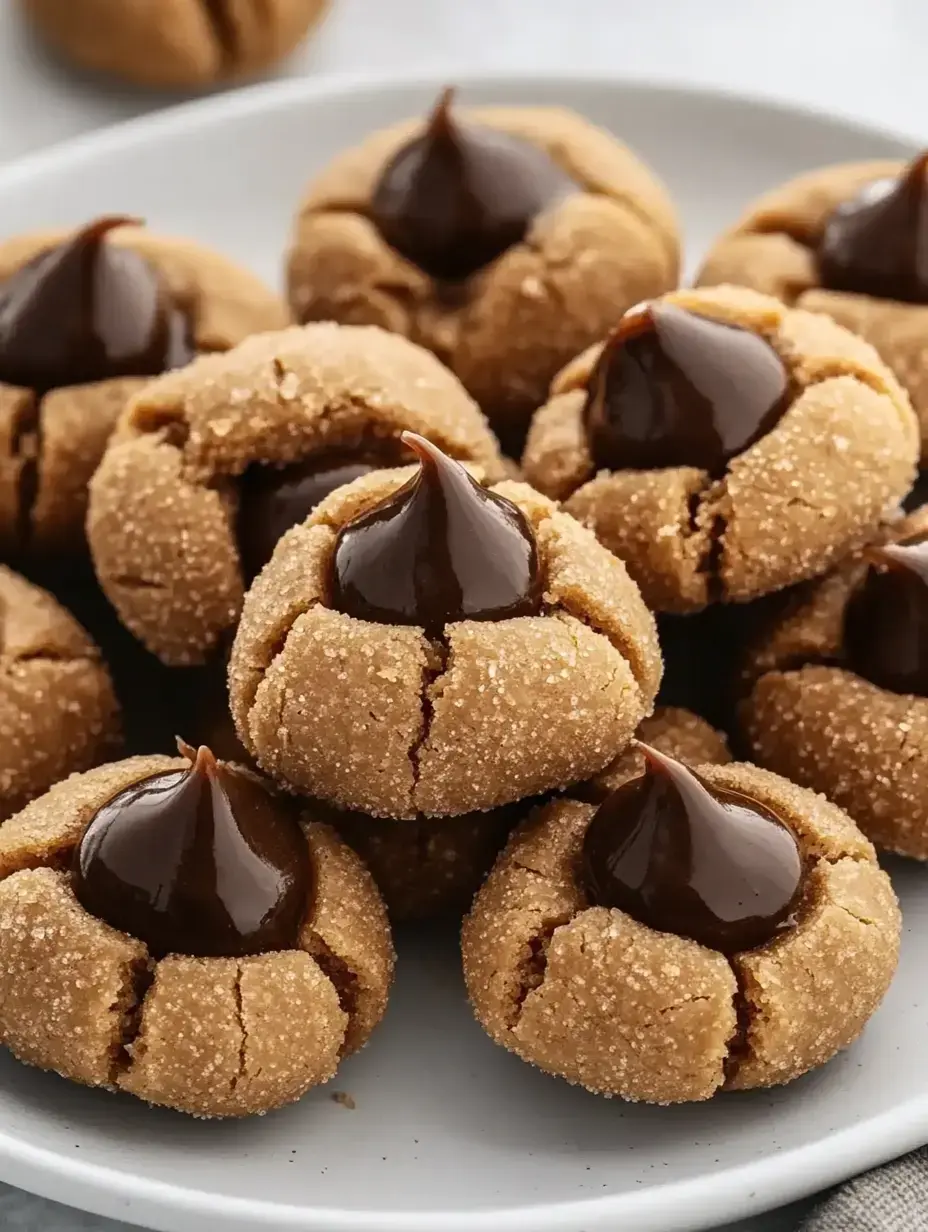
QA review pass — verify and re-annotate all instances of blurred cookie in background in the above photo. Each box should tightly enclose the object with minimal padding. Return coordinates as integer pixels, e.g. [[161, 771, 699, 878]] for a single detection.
[[19, 0, 331, 90]]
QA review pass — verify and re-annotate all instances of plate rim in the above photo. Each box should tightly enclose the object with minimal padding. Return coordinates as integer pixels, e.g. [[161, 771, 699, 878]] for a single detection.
[[0, 67, 923, 1232]]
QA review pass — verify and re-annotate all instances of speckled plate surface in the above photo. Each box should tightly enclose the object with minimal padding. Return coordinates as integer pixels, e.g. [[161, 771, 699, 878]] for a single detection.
[[0, 72, 924, 1232]]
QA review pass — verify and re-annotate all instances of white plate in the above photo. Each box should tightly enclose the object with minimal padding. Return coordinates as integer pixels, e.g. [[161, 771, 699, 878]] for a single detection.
[[0, 72, 924, 1232]]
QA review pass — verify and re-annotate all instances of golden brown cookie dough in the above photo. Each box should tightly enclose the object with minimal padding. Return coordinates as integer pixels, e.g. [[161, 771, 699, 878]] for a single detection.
[[0, 755, 394, 1117], [522, 285, 918, 613], [229, 467, 661, 818], [743, 506, 928, 859], [0, 222, 288, 561], [462, 762, 899, 1102], [287, 102, 679, 447], [0, 567, 119, 822], [88, 322, 503, 666], [21, 0, 330, 89], [696, 158, 928, 459]]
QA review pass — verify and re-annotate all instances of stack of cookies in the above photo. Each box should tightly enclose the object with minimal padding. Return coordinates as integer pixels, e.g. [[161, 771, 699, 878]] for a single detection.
[[0, 89, 920, 1118]]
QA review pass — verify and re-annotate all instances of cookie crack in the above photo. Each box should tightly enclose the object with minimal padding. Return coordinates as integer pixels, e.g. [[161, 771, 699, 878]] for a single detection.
[[200, 0, 240, 68], [721, 960, 753, 1088], [408, 633, 449, 802], [302, 930, 360, 1057], [107, 956, 155, 1086], [230, 964, 247, 1093], [506, 913, 571, 1032], [549, 605, 646, 708]]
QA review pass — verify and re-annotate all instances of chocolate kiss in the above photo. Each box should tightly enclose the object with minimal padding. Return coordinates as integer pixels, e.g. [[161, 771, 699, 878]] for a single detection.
[[237, 453, 381, 582], [584, 302, 791, 477], [370, 86, 574, 281], [581, 742, 804, 954], [844, 535, 928, 697], [819, 153, 928, 303], [330, 431, 543, 633], [0, 216, 194, 394], [73, 741, 310, 958]]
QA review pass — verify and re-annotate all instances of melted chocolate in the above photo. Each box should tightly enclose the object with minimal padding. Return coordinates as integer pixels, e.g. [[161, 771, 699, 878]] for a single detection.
[[0, 216, 194, 394], [237, 453, 383, 581], [370, 87, 574, 281], [584, 303, 791, 477], [582, 743, 803, 954], [819, 153, 928, 303], [73, 742, 309, 957], [330, 431, 542, 632], [844, 535, 928, 696]]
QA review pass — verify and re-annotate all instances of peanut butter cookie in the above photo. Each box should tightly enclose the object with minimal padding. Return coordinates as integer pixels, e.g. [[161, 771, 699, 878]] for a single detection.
[[21, 0, 330, 89], [0, 217, 288, 563], [522, 285, 918, 612], [324, 707, 724, 921], [697, 153, 928, 461], [0, 567, 119, 821], [0, 745, 393, 1118], [463, 749, 899, 1102], [287, 89, 679, 452], [743, 505, 928, 859], [229, 436, 661, 818], [88, 322, 503, 666]]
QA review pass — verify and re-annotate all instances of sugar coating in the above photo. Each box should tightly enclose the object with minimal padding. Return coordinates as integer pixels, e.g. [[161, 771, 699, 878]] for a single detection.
[[697, 158, 928, 460], [0, 223, 287, 559], [229, 468, 660, 818], [0, 868, 146, 1087], [0, 759, 394, 1118], [23, 0, 330, 89], [522, 284, 918, 613], [0, 568, 120, 822], [742, 506, 928, 859], [89, 322, 501, 665], [287, 105, 680, 437], [462, 761, 899, 1102]]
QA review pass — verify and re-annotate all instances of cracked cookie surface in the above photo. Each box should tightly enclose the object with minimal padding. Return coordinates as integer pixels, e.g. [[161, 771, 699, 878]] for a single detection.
[[287, 104, 679, 447], [696, 159, 928, 460], [462, 762, 899, 1102], [0, 223, 288, 562], [228, 468, 661, 818], [21, 0, 330, 88], [0, 756, 393, 1117], [0, 567, 119, 821], [88, 322, 503, 666], [743, 506, 928, 859], [522, 285, 918, 613]]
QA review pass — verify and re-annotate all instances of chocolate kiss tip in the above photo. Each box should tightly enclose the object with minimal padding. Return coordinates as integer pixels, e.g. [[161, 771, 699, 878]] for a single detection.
[[78, 215, 145, 242], [176, 737, 218, 777], [633, 739, 679, 772], [429, 85, 456, 128], [864, 542, 916, 570], [400, 430, 448, 467]]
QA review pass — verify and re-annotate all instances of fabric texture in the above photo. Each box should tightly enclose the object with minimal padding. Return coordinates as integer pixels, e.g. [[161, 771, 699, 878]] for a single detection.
[[800, 1148, 928, 1231]]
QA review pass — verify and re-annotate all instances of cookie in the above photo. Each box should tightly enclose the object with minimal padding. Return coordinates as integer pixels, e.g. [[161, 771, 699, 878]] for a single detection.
[[21, 0, 330, 89], [522, 285, 918, 612], [463, 751, 899, 1102], [0, 567, 119, 821], [88, 321, 503, 666], [0, 746, 393, 1118], [697, 153, 928, 461], [0, 217, 288, 562], [743, 505, 928, 859], [229, 436, 661, 818], [287, 89, 679, 451]]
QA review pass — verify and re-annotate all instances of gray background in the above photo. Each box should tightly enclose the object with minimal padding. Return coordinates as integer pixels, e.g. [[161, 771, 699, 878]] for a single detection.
[[0, 0, 923, 1228]]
